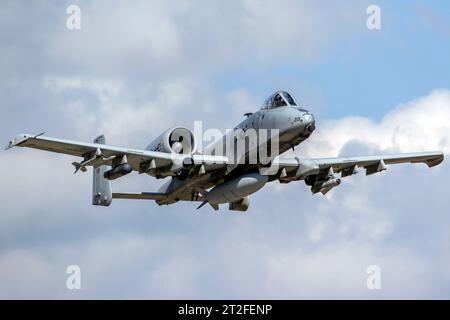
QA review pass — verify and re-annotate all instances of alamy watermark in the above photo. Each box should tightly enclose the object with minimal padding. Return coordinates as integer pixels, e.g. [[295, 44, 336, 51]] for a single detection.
[[366, 265, 382, 290], [165, 122, 280, 167], [66, 265, 81, 290], [367, 5, 382, 30], [66, 5, 81, 30]]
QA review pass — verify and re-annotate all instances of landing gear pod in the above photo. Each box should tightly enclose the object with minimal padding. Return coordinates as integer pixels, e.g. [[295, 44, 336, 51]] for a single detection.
[[104, 162, 132, 180]]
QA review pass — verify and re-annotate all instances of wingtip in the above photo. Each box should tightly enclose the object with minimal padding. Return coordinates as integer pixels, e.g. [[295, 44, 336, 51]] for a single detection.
[[5, 137, 17, 150], [5, 134, 31, 151], [5, 132, 47, 151], [426, 152, 445, 168]]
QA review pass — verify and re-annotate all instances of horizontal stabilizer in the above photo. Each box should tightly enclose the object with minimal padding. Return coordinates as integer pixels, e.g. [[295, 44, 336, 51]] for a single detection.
[[112, 192, 167, 201]]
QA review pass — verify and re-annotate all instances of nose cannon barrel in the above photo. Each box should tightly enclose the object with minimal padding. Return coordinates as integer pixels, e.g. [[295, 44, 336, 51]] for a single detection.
[[300, 112, 315, 135], [306, 122, 315, 133]]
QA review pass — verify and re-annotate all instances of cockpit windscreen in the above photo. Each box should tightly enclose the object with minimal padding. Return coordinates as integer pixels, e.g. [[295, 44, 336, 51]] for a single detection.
[[261, 91, 298, 109], [282, 92, 297, 106], [273, 93, 287, 107]]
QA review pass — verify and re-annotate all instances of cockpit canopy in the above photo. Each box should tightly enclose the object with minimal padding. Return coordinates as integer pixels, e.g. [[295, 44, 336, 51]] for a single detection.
[[261, 91, 298, 109]]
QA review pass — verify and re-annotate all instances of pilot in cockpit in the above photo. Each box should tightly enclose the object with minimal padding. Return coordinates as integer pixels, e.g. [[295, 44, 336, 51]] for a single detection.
[[273, 93, 286, 107], [261, 91, 299, 110]]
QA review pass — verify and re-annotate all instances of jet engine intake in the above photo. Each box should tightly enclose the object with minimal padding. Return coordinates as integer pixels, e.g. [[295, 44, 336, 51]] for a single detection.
[[146, 127, 197, 155]]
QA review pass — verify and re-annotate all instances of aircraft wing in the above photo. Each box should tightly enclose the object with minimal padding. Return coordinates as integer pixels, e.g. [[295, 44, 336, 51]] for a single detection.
[[261, 151, 444, 194], [5, 133, 228, 177]]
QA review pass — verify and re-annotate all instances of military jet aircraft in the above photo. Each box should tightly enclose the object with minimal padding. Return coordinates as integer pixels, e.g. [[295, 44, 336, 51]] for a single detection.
[[5, 91, 444, 211]]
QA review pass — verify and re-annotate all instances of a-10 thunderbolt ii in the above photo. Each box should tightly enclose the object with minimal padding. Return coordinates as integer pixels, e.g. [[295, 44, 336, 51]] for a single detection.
[[5, 91, 444, 211]]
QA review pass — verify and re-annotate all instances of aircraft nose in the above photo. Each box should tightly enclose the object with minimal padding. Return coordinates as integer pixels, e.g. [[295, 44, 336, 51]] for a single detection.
[[302, 113, 315, 133]]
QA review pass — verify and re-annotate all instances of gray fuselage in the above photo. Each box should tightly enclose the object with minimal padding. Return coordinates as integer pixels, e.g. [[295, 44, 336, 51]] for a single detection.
[[158, 92, 316, 204]]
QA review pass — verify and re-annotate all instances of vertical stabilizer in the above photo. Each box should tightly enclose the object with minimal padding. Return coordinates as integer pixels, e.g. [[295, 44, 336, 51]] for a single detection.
[[92, 135, 112, 206]]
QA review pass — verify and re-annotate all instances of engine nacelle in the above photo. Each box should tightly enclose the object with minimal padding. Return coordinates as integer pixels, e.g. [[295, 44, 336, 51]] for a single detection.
[[229, 197, 250, 212], [206, 173, 268, 204], [146, 126, 197, 155]]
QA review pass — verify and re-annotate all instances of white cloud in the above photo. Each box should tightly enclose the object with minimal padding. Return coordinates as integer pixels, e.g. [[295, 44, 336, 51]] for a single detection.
[[2, 85, 450, 299], [1, 1, 450, 299], [41, 75, 220, 146], [41, 0, 364, 75], [299, 89, 450, 158]]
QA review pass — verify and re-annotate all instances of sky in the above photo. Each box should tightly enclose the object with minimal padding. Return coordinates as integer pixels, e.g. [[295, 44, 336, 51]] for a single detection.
[[1, 0, 450, 299]]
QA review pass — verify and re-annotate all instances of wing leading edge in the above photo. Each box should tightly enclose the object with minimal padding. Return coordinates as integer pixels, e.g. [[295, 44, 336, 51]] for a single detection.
[[5, 133, 445, 199], [311, 152, 444, 170], [5, 133, 229, 178], [260, 151, 444, 194]]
